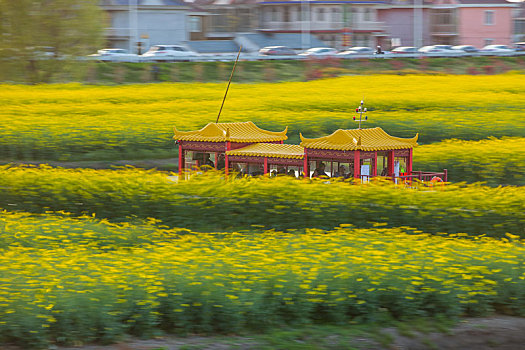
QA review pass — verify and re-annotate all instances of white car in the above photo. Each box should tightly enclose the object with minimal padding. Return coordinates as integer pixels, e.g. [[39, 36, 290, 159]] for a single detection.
[[88, 48, 139, 62], [480, 44, 515, 54], [299, 47, 338, 58], [337, 46, 375, 56], [141, 45, 199, 61], [451, 45, 479, 54], [418, 45, 463, 56]]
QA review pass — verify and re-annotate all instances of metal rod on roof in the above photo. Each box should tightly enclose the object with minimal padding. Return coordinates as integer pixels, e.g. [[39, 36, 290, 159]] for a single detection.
[[216, 45, 242, 124]]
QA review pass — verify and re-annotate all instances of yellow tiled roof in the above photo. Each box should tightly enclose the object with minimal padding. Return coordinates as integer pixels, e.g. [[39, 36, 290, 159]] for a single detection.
[[226, 143, 304, 159], [173, 122, 288, 143], [300, 127, 418, 151]]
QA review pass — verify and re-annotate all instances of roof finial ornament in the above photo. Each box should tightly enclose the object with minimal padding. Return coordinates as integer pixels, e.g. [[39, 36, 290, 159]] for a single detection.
[[353, 98, 368, 129]]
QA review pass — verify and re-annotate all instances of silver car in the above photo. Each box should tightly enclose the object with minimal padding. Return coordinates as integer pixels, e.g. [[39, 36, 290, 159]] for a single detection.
[[141, 45, 199, 61]]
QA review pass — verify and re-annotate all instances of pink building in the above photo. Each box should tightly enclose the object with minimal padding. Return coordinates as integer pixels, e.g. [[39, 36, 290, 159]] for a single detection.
[[456, 0, 515, 47]]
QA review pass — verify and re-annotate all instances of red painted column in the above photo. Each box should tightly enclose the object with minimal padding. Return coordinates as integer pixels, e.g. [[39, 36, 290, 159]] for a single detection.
[[214, 152, 218, 169], [303, 150, 309, 178], [354, 150, 360, 179], [264, 157, 268, 175], [408, 148, 413, 175], [372, 151, 377, 177], [225, 141, 231, 176], [178, 143, 184, 176], [388, 150, 395, 176]]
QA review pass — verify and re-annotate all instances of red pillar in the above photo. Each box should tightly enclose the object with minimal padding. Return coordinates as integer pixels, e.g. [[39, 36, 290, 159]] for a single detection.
[[303, 150, 309, 178], [388, 150, 395, 176], [178, 143, 184, 176], [354, 150, 360, 179], [408, 148, 413, 175], [264, 157, 268, 175], [372, 151, 377, 177], [225, 141, 231, 176]]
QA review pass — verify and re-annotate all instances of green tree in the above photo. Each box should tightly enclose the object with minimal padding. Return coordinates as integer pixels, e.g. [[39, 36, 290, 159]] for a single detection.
[[0, 0, 105, 83]]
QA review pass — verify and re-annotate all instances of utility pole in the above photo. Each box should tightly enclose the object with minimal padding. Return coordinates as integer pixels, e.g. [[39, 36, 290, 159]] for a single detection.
[[413, 0, 423, 48]]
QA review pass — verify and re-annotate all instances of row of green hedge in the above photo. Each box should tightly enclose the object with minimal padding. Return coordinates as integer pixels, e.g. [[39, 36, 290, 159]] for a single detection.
[[1, 167, 523, 236]]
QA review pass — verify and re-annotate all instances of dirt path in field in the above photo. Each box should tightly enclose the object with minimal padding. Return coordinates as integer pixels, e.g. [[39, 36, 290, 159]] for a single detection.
[[8, 316, 520, 350]]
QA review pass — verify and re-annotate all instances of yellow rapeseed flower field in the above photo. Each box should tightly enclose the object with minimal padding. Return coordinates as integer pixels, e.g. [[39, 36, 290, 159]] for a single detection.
[[1, 167, 523, 236], [414, 137, 525, 185], [0, 75, 523, 161], [0, 210, 523, 346]]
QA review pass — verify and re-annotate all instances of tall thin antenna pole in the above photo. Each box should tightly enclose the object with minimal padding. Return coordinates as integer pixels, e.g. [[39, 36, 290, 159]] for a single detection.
[[216, 46, 242, 124]]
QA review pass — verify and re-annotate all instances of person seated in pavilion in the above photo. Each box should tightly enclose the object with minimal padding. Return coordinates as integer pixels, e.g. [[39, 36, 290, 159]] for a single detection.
[[312, 163, 329, 178], [204, 153, 214, 167], [334, 165, 346, 178], [217, 154, 225, 170]]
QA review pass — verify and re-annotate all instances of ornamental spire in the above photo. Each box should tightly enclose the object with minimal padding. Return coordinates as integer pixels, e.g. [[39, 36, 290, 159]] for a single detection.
[[353, 99, 368, 129]]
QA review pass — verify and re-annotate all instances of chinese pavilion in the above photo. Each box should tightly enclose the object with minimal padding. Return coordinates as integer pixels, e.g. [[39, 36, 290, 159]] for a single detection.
[[173, 121, 288, 176], [173, 118, 446, 182]]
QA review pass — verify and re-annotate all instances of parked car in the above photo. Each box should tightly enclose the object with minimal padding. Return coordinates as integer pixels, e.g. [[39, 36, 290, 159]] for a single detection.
[[258, 46, 296, 56], [513, 42, 525, 51], [432, 45, 454, 50], [480, 44, 515, 54], [298, 47, 338, 58], [337, 46, 375, 56], [141, 45, 199, 61], [88, 48, 139, 62], [418, 45, 464, 57], [390, 46, 418, 54], [451, 45, 479, 53]]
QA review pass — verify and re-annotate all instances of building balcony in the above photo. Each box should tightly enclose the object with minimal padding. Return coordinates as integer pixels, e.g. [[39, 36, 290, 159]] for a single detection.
[[258, 21, 345, 32], [258, 21, 385, 33], [431, 24, 458, 35], [352, 21, 386, 33]]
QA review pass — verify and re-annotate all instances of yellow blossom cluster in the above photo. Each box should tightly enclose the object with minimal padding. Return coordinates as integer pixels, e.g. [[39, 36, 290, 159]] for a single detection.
[[0, 210, 523, 346], [0, 75, 523, 161]]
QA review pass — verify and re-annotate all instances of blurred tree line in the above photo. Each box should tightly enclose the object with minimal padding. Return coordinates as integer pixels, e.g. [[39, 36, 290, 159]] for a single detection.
[[0, 0, 104, 83]]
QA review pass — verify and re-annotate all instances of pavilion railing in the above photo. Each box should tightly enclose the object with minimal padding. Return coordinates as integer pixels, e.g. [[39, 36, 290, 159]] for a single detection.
[[359, 169, 448, 184]]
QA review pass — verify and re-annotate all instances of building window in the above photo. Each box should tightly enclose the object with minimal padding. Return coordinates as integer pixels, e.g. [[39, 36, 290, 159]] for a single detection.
[[484, 38, 494, 46], [318, 8, 325, 21], [189, 16, 201, 33], [484, 11, 494, 25], [272, 7, 278, 22], [332, 8, 340, 22], [364, 8, 372, 22]]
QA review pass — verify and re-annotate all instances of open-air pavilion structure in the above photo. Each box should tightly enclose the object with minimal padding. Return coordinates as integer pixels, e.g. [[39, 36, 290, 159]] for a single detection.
[[174, 122, 447, 182]]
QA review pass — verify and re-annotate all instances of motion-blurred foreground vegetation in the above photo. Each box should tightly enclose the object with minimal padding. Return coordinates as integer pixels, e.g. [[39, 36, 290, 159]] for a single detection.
[[0, 73, 523, 348], [0, 210, 523, 348]]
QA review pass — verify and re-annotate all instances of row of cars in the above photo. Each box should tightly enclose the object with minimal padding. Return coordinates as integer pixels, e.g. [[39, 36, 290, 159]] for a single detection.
[[88, 43, 525, 62], [262, 43, 525, 58]]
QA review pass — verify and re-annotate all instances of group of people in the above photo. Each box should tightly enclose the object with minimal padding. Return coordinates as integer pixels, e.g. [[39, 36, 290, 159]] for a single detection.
[[311, 162, 353, 179]]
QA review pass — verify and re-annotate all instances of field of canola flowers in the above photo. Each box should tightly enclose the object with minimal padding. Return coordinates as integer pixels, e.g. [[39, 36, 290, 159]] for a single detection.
[[0, 211, 523, 347], [0, 75, 524, 157], [0, 74, 524, 347], [0, 167, 524, 237]]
